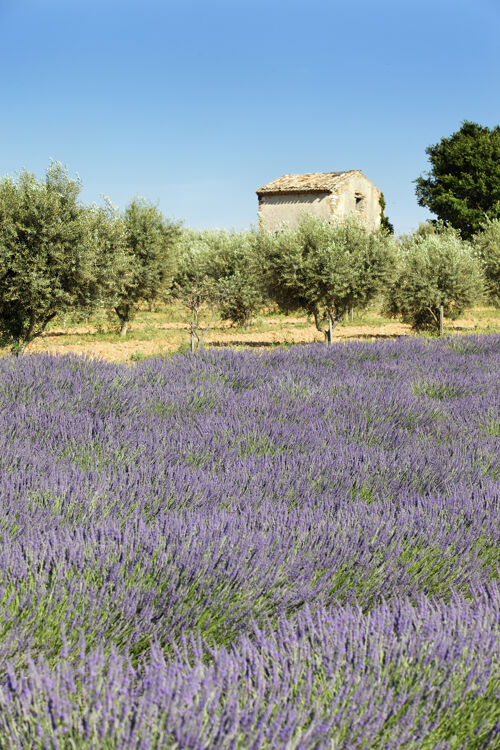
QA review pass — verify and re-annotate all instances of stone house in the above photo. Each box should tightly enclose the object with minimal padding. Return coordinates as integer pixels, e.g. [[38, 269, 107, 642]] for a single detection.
[[256, 170, 382, 232]]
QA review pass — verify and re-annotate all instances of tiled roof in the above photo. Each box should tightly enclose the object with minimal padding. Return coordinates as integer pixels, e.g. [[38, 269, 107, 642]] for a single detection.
[[256, 170, 360, 195]]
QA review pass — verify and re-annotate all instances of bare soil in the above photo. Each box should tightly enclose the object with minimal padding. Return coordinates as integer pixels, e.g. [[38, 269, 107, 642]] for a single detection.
[[19, 306, 499, 363]]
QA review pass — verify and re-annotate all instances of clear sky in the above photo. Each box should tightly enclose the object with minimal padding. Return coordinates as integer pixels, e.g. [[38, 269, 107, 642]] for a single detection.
[[1, 0, 498, 235]]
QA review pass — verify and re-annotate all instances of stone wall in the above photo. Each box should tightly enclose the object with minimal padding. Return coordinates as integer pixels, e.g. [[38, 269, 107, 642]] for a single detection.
[[332, 173, 381, 230], [258, 174, 381, 232], [258, 192, 332, 232]]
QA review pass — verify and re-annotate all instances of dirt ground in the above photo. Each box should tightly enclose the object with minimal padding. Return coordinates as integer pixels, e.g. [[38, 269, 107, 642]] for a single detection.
[[21, 306, 499, 363], [29, 322, 412, 361]]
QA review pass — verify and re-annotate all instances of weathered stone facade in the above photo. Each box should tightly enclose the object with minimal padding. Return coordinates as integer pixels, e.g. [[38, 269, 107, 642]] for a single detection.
[[256, 170, 382, 232]]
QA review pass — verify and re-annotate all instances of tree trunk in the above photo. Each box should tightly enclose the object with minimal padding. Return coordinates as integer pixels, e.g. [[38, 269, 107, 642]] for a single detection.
[[327, 312, 334, 345], [439, 305, 444, 337], [15, 313, 36, 354], [15, 311, 57, 354], [427, 306, 440, 333], [116, 306, 130, 337], [313, 310, 323, 338], [190, 322, 196, 353]]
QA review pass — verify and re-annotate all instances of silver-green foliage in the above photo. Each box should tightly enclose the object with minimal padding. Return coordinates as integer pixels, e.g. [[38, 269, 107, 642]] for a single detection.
[[200, 228, 263, 326], [261, 215, 395, 342], [384, 226, 484, 332], [173, 228, 263, 350], [114, 199, 181, 335], [473, 219, 500, 307], [172, 229, 224, 351], [0, 163, 130, 353]]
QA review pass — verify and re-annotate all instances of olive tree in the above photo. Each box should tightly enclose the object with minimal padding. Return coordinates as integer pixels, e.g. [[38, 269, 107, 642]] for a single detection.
[[384, 226, 484, 333], [0, 163, 128, 354], [473, 219, 500, 307], [172, 230, 222, 352], [261, 215, 395, 343], [114, 198, 181, 336], [173, 228, 264, 351], [197, 229, 263, 327]]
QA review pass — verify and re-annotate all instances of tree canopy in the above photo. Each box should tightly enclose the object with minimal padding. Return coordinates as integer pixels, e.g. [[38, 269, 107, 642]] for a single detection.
[[415, 121, 500, 239], [172, 228, 264, 350]]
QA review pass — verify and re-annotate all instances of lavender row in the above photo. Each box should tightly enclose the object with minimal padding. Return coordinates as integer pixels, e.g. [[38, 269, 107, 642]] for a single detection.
[[1, 593, 498, 749], [0, 491, 499, 669]]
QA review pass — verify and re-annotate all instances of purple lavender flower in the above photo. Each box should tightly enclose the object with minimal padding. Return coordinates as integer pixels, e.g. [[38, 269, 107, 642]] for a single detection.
[[0, 335, 498, 747]]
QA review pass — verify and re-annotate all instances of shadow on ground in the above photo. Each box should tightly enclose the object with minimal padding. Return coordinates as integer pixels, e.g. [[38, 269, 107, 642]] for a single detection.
[[209, 332, 409, 348]]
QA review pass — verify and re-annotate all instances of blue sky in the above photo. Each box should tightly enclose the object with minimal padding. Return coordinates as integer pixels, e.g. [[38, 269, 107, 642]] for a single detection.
[[1, 0, 498, 234]]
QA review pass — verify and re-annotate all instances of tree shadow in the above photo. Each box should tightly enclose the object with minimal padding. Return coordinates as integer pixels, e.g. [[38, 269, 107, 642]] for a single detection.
[[337, 332, 410, 340], [209, 332, 407, 348], [209, 340, 279, 348], [42, 331, 78, 338], [42, 329, 103, 338], [447, 325, 478, 333]]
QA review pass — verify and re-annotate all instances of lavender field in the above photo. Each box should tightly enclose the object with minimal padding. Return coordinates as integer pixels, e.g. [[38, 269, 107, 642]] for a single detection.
[[0, 335, 499, 749]]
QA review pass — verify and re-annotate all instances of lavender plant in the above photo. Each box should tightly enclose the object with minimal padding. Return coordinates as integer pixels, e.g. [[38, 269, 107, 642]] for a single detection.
[[0, 335, 498, 747]]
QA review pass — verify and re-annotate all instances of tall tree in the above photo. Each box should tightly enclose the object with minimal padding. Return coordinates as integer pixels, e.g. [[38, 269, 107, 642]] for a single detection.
[[261, 216, 394, 344], [114, 199, 181, 336], [415, 121, 500, 239], [0, 163, 126, 354]]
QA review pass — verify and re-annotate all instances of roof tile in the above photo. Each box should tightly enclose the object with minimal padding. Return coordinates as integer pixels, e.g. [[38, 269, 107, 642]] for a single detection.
[[256, 170, 360, 195]]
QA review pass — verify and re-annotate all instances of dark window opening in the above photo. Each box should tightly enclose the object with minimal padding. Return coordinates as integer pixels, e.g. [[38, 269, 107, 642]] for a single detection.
[[355, 193, 365, 210]]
